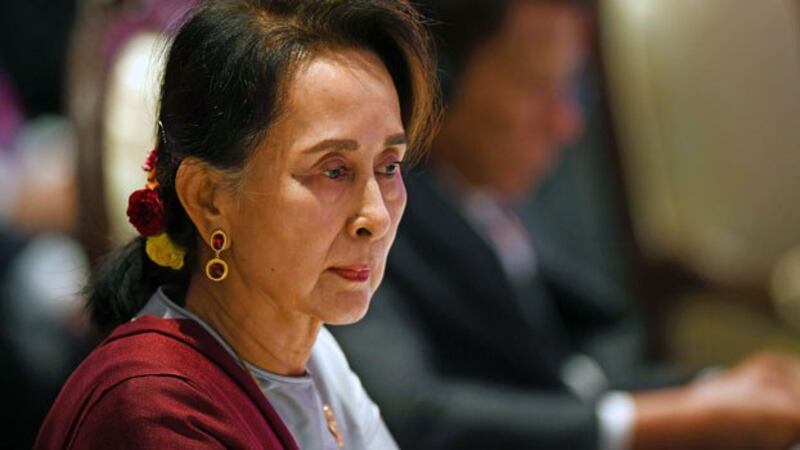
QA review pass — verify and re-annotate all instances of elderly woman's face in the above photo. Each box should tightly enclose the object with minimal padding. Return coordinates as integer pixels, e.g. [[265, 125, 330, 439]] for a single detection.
[[229, 48, 407, 325]]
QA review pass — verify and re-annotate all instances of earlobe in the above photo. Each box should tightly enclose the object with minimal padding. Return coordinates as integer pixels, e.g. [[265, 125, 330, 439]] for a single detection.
[[174, 158, 230, 240]]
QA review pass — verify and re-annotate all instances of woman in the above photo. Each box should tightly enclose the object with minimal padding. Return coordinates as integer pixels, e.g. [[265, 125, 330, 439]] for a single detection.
[[35, 0, 438, 448]]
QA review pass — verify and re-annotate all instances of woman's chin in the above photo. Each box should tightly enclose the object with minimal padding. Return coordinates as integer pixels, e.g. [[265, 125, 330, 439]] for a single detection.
[[321, 292, 372, 325]]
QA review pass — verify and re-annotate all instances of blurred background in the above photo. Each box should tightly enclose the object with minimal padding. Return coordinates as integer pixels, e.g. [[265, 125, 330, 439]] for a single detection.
[[1, 0, 799, 447]]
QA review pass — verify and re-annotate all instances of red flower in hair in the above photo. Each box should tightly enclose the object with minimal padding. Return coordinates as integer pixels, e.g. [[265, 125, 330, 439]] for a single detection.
[[141, 147, 158, 172], [127, 187, 165, 236]]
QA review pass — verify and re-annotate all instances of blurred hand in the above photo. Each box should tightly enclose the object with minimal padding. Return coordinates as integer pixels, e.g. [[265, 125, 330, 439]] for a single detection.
[[633, 351, 800, 450]]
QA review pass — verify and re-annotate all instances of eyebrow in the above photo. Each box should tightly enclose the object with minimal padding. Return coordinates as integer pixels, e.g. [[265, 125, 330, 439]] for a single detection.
[[301, 133, 408, 154], [385, 132, 408, 146]]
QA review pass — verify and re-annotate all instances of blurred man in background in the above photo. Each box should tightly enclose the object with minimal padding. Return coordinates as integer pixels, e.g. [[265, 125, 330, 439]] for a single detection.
[[332, 0, 800, 449], [1, 1, 92, 448]]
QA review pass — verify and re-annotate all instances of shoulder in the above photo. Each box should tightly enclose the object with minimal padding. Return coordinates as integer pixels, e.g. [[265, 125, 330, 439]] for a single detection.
[[39, 319, 228, 447], [35, 321, 220, 449], [69, 375, 228, 449], [37, 317, 288, 449], [36, 358, 237, 449]]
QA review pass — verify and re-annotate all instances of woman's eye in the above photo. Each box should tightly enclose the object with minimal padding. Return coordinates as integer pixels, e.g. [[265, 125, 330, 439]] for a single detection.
[[379, 161, 403, 177], [323, 166, 349, 180]]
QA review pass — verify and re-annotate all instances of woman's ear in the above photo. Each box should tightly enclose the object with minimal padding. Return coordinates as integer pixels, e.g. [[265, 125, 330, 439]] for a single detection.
[[174, 158, 233, 241]]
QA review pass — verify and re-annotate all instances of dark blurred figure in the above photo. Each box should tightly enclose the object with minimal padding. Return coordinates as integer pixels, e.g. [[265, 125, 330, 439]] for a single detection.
[[2, 0, 200, 445], [333, 1, 800, 449], [0, 70, 39, 450], [0, 1, 91, 448], [0, 1, 77, 117], [0, 0, 82, 449]]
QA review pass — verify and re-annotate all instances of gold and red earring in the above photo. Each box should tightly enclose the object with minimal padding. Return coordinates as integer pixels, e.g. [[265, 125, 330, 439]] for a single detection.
[[205, 229, 229, 282]]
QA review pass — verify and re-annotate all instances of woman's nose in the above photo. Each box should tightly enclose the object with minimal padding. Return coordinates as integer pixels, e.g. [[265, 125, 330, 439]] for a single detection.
[[348, 178, 392, 240]]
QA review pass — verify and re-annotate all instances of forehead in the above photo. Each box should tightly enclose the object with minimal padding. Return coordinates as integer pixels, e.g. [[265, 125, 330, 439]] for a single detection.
[[491, 2, 588, 79], [287, 48, 399, 116], [262, 47, 403, 153]]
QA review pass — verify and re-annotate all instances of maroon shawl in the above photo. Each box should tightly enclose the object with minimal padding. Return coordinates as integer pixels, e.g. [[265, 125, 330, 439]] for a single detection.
[[34, 315, 298, 449]]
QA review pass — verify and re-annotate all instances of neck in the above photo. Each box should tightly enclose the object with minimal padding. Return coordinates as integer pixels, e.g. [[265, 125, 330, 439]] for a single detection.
[[183, 275, 321, 377]]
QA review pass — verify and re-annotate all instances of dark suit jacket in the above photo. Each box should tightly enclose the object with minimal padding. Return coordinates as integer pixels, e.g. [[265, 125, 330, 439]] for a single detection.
[[35, 315, 298, 450], [332, 170, 683, 450]]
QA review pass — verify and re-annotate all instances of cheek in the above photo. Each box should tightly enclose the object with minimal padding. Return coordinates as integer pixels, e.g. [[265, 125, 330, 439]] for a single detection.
[[294, 172, 350, 203], [234, 188, 341, 276], [384, 176, 407, 224]]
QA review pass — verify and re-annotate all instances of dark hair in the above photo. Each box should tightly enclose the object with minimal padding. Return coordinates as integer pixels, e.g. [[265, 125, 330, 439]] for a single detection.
[[88, 0, 440, 331], [415, 0, 589, 101]]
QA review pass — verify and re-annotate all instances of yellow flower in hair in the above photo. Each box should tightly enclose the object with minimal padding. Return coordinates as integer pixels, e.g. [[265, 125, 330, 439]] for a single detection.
[[145, 232, 186, 270]]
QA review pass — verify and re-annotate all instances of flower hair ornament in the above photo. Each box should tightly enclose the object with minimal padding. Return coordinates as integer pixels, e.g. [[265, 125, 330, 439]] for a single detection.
[[127, 147, 186, 270]]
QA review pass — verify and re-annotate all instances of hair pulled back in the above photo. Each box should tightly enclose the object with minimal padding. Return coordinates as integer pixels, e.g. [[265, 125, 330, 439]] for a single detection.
[[88, 0, 439, 331]]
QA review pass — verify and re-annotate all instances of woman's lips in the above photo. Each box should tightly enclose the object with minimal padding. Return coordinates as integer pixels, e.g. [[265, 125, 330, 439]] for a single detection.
[[329, 266, 370, 282]]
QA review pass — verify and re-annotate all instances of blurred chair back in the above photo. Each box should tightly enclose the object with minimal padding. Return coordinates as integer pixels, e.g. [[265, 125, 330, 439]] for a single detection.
[[602, 0, 800, 290]]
